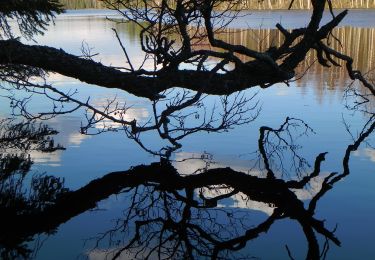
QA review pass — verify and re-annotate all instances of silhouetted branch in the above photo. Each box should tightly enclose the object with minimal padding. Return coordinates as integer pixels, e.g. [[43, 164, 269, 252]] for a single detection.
[[2, 0, 369, 101]]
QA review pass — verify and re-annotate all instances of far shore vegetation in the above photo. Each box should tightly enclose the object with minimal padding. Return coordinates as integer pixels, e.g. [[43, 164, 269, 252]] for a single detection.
[[59, 0, 375, 10]]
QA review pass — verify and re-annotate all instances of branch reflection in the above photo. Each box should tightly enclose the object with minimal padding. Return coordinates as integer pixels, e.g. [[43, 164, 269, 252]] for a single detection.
[[0, 119, 66, 259], [1, 114, 373, 259]]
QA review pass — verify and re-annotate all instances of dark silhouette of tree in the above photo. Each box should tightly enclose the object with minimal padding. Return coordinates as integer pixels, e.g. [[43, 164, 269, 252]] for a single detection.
[[1, 0, 374, 157], [0, 119, 65, 259], [0, 0, 374, 98], [1, 1, 375, 259], [1, 116, 374, 259], [0, 0, 63, 39], [0, 0, 374, 158]]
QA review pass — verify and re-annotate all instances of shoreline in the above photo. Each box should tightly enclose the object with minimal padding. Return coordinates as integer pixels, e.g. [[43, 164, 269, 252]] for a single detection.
[[58, 9, 375, 29]]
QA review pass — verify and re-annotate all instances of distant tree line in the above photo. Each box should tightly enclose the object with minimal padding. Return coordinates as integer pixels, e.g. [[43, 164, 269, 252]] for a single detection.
[[59, 0, 103, 9], [58, 0, 375, 10]]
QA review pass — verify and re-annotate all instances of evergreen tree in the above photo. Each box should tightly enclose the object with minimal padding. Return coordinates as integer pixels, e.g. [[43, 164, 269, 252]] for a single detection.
[[0, 0, 64, 39]]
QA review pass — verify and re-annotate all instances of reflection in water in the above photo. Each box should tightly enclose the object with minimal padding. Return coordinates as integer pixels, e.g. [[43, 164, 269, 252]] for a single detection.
[[1, 114, 374, 259], [38, 10, 375, 80], [174, 150, 326, 215], [1, 9, 375, 260], [29, 116, 90, 166], [26, 14, 375, 109], [213, 26, 375, 89], [58, 0, 375, 10], [11, 17, 375, 157], [0, 120, 66, 259], [90, 97, 150, 130], [354, 147, 375, 162], [109, 21, 375, 101]]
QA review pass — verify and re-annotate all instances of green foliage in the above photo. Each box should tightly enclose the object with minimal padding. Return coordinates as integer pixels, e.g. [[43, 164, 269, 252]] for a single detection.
[[0, 0, 64, 39]]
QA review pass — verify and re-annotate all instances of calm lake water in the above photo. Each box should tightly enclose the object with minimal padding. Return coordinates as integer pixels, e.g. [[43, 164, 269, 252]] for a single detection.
[[1, 9, 375, 260]]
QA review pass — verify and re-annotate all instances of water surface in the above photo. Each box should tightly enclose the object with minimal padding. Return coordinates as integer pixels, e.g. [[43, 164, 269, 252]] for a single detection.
[[1, 9, 375, 260]]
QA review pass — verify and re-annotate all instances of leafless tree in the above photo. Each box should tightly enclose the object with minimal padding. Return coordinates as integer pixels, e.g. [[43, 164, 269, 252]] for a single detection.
[[1, 2, 375, 259], [2, 0, 374, 97], [1, 0, 375, 156]]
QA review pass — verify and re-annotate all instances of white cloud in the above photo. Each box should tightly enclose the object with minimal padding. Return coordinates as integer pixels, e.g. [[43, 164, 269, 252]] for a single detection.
[[173, 152, 326, 215]]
